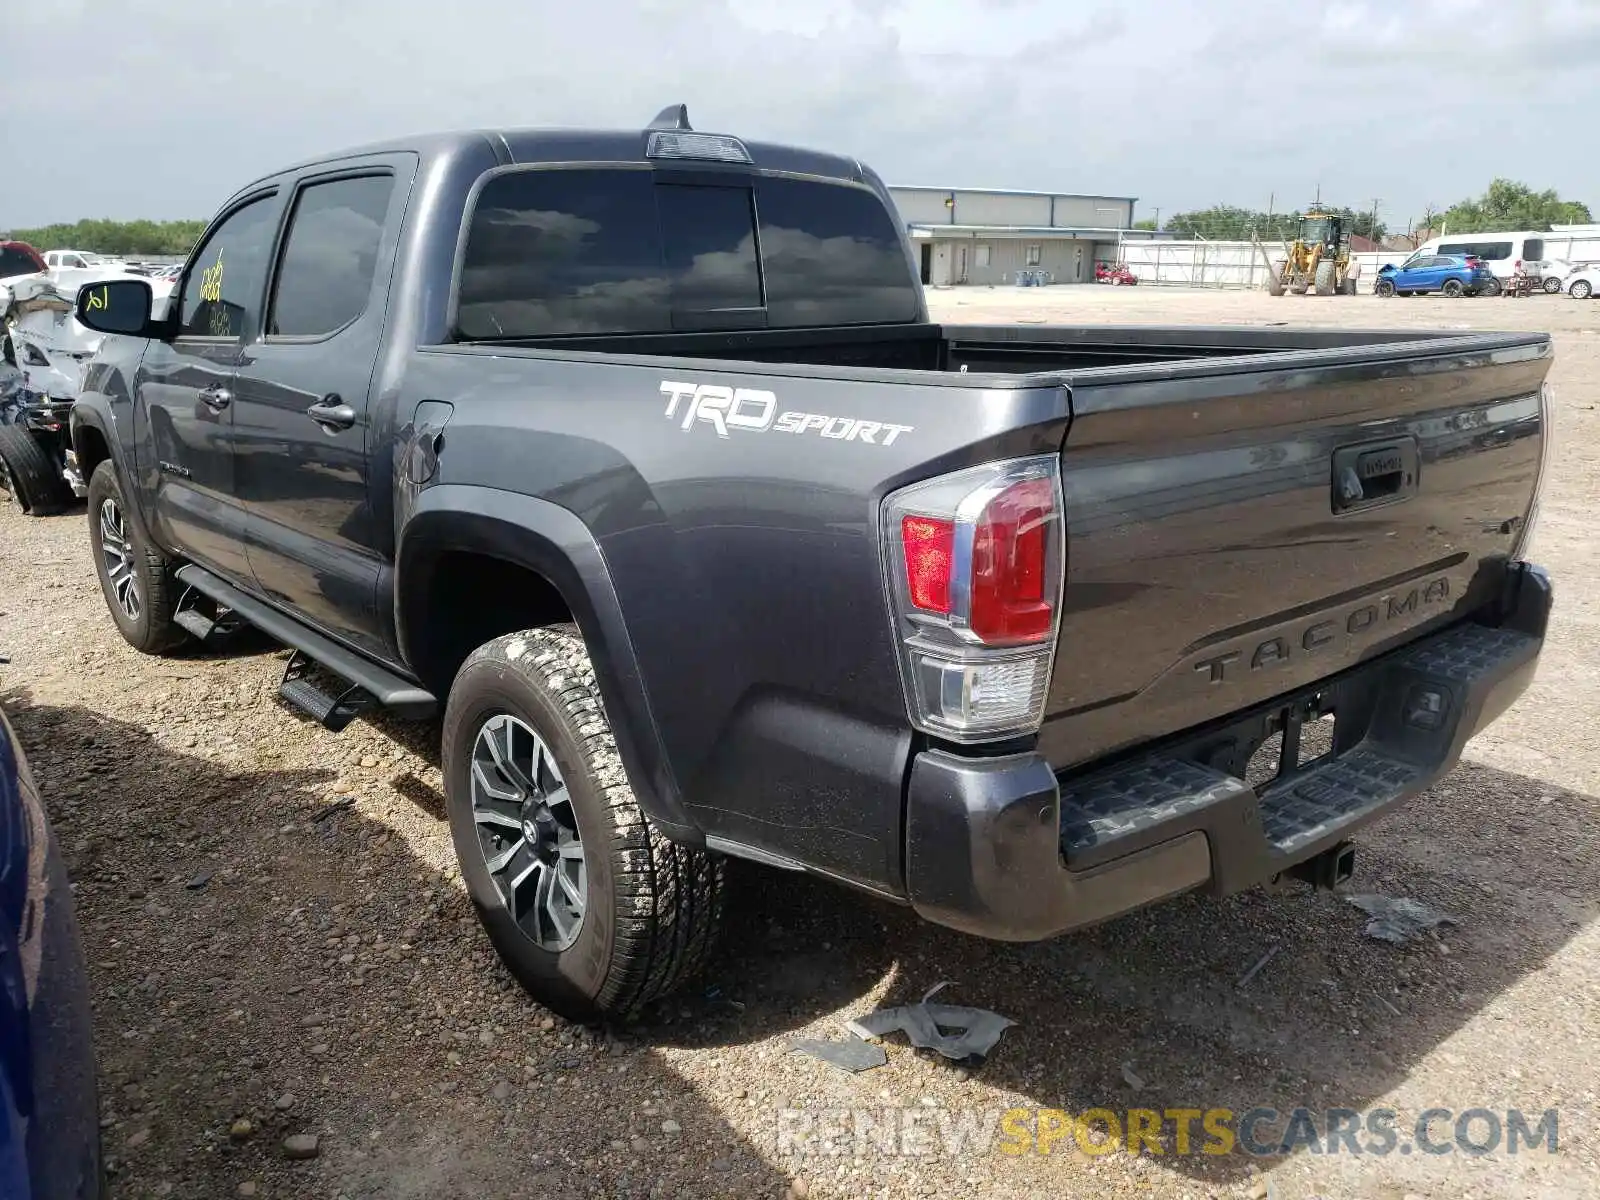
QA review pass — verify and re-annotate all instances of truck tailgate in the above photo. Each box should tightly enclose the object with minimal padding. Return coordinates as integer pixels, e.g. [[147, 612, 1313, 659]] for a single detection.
[[1038, 332, 1550, 769]]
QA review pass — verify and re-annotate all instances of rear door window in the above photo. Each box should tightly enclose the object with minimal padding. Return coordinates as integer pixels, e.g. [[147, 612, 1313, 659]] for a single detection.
[[267, 173, 394, 337], [456, 167, 919, 339]]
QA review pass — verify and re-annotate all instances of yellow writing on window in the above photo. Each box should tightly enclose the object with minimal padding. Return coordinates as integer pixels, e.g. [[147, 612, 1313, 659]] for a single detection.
[[199, 250, 224, 304]]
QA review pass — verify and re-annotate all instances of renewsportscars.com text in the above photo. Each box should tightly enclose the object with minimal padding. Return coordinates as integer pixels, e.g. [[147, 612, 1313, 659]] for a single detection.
[[775, 1105, 1560, 1160]]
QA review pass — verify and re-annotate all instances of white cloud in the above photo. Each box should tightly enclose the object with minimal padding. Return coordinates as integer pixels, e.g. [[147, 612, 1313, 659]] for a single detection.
[[0, 0, 1594, 232]]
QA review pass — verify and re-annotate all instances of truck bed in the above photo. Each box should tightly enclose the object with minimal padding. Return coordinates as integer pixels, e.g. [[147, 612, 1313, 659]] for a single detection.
[[471, 320, 1498, 376]]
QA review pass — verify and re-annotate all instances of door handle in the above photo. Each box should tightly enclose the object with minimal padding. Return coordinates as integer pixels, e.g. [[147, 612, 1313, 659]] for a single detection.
[[306, 394, 357, 432], [200, 385, 232, 412]]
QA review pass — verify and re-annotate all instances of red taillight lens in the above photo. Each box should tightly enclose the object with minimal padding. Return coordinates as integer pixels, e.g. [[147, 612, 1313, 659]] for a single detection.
[[902, 515, 955, 613], [969, 478, 1054, 645], [883, 455, 1064, 742]]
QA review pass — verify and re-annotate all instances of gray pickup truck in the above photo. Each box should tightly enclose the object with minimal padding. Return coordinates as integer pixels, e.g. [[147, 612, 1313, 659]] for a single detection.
[[70, 106, 1554, 1021]]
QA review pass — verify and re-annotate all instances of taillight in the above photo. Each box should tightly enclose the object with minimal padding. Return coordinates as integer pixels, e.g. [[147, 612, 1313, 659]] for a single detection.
[[883, 456, 1064, 742]]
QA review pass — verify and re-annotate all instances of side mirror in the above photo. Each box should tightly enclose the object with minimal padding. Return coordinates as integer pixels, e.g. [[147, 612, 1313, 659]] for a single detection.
[[75, 279, 156, 337]]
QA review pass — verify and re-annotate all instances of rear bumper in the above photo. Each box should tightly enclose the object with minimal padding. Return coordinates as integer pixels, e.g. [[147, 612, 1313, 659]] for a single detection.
[[904, 561, 1553, 942]]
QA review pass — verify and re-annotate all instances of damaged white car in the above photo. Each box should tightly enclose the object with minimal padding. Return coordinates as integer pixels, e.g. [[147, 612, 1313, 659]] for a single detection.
[[1, 269, 174, 515]]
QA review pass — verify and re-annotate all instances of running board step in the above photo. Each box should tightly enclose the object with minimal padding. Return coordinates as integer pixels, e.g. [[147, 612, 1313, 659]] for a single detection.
[[174, 585, 249, 645], [172, 563, 437, 720], [279, 650, 375, 732]]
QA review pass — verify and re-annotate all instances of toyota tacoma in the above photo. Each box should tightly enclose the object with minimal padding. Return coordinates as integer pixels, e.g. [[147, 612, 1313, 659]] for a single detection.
[[66, 106, 1554, 1021]]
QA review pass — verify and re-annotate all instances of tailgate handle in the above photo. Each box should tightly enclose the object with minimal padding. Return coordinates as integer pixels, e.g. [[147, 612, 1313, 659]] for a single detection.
[[1331, 437, 1418, 513]]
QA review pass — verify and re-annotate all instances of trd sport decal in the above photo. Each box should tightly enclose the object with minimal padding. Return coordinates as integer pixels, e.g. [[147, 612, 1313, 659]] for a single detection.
[[660, 381, 913, 446]]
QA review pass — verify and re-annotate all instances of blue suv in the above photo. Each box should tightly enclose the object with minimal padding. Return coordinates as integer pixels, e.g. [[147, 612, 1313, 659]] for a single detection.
[[1375, 254, 1500, 297]]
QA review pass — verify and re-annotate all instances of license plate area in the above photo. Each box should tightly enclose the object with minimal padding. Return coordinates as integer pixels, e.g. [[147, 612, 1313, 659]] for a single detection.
[[1209, 693, 1341, 795]]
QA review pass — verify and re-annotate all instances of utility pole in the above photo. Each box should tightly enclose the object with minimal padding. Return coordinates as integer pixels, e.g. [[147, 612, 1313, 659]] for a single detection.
[[1369, 198, 1382, 242]]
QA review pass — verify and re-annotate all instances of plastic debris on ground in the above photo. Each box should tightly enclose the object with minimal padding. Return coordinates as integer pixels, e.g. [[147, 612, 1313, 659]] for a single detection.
[[843, 981, 1016, 1066], [789, 1036, 888, 1074], [1344, 893, 1459, 944]]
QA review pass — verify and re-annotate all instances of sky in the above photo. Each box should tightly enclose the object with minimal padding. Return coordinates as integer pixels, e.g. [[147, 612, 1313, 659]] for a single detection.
[[2, 0, 1597, 233]]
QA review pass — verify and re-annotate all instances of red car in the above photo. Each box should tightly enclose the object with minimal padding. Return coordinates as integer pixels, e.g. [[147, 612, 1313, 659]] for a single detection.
[[1095, 261, 1138, 285], [0, 241, 46, 281]]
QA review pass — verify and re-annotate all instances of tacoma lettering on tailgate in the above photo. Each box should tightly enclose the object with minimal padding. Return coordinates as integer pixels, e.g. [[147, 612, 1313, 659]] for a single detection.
[[1193, 577, 1452, 685]]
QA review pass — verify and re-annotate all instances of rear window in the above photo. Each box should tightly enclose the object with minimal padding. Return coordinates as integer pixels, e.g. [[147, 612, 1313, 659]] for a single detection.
[[0, 245, 42, 279], [455, 167, 918, 340]]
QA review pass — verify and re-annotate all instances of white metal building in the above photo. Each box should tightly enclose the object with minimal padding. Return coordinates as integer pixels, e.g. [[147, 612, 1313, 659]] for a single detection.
[[887, 185, 1159, 286]]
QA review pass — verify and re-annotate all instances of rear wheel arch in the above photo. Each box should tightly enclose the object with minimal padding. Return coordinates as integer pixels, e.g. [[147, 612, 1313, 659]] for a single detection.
[[396, 487, 699, 842]]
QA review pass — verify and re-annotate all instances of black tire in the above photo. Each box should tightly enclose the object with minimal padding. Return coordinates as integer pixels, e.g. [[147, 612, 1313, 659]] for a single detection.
[[1265, 264, 1285, 296], [85, 459, 187, 654], [1572, 280, 1593, 300], [1375, 278, 1396, 297], [1479, 277, 1502, 298], [0, 425, 71, 516], [1442, 279, 1465, 298], [442, 625, 724, 1022], [1314, 260, 1337, 296]]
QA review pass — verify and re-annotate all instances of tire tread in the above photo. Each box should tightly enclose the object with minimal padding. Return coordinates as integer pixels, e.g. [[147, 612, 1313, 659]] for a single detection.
[[0, 424, 70, 515], [458, 625, 723, 1019]]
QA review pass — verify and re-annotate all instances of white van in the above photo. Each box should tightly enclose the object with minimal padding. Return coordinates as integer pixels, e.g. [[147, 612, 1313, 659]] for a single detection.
[[1399, 231, 1549, 283]]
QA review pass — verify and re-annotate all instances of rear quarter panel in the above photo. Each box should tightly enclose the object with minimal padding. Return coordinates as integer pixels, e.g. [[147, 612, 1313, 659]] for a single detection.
[[398, 348, 1070, 893]]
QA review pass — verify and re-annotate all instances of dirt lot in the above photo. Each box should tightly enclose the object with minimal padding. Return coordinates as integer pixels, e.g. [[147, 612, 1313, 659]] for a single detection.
[[3, 285, 1597, 1200]]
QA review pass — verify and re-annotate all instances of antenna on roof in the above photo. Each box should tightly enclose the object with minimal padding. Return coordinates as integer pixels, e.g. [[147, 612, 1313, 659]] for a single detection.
[[648, 104, 692, 131]]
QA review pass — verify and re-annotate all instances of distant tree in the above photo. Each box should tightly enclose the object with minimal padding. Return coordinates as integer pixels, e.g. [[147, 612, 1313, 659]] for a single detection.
[[1, 218, 207, 256], [1163, 203, 1386, 243], [1440, 180, 1592, 233], [1132, 217, 1159, 231]]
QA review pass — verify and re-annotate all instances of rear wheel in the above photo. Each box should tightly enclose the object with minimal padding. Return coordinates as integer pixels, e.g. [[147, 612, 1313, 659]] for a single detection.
[[1543, 276, 1563, 294], [1375, 278, 1396, 297], [0, 425, 70, 516], [1314, 261, 1337, 296], [1479, 277, 1502, 298], [1442, 279, 1465, 298], [442, 625, 724, 1022], [85, 460, 187, 654], [1572, 280, 1593, 300], [1265, 264, 1286, 296]]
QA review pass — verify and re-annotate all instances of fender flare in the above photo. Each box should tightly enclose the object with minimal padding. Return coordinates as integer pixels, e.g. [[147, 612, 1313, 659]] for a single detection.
[[69, 398, 159, 548], [396, 484, 700, 843]]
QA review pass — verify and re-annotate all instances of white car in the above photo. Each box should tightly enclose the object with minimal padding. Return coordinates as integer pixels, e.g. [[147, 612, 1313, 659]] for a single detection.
[[1533, 259, 1575, 294], [1563, 264, 1599, 299]]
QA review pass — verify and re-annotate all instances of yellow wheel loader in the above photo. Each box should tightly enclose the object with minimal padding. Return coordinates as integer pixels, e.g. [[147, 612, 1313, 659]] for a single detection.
[[1263, 211, 1360, 296]]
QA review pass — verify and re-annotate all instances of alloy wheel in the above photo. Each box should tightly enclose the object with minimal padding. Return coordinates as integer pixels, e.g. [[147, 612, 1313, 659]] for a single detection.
[[469, 713, 587, 952], [98, 497, 141, 621]]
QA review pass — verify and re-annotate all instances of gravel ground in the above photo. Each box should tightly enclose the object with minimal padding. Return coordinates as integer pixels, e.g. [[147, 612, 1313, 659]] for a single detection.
[[2, 284, 1597, 1200]]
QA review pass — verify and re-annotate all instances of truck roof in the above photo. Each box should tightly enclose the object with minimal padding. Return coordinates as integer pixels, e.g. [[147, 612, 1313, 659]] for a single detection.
[[236, 105, 870, 201]]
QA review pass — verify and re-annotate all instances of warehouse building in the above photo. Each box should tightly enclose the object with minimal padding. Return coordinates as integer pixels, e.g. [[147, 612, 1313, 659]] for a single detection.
[[887, 185, 1161, 286]]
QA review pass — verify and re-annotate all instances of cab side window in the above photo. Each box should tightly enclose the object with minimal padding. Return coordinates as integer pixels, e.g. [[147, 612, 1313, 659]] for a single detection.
[[178, 195, 279, 339], [267, 174, 393, 338]]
